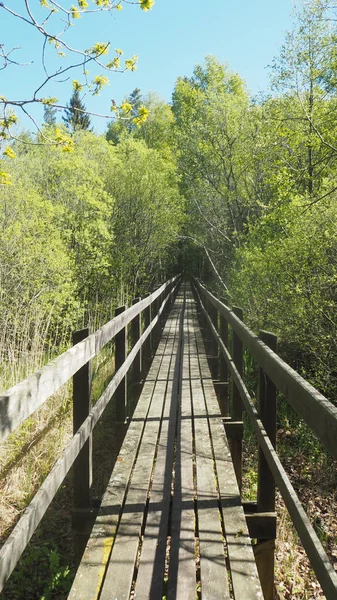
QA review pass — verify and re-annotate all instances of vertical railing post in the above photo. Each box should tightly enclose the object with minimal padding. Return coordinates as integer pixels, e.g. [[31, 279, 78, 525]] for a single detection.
[[256, 330, 277, 600], [143, 298, 152, 372], [131, 297, 142, 382], [219, 308, 229, 416], [204, 295, 212, 361], [131, 297, 142, 414], [115, 305, 127, 423], [72, 327, 93, 566], [231, 306, 244, 491], [154, 289, 162, 347], [208, 298, 219, 380]]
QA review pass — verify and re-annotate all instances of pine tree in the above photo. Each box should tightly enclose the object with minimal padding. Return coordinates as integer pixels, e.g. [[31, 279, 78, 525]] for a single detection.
[[43, 104, 57, 126], [63, 89, 92, 133]]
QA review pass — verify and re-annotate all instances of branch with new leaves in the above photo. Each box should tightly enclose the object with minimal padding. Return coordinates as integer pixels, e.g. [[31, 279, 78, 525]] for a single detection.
[[0, 0, 154, 182]]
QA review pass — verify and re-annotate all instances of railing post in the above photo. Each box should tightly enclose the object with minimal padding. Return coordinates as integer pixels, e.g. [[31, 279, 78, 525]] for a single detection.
[[131, 297, 142, 413], [219, 308, 229, 416], [154, 289, 162, 347], [204, 296, 213, 363], [72, 327, 94, 566], [231, 306, 244, 492], [256, 330, 277, 600], [131, 297, 142, 382], [209, 298, 219, 380], [115, 305, 127, 423], [143, 298, 152, 372]]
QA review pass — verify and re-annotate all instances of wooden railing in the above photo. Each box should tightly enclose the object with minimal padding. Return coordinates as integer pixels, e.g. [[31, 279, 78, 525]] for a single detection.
[[193, 278, 337, 599], [0, 275, 180, 593]]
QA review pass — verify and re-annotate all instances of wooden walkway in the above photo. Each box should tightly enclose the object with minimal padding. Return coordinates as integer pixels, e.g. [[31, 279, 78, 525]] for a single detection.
[[69, 285, 263, 599]]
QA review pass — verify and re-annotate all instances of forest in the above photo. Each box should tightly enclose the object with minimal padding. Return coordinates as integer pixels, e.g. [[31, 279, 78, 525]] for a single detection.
[[1, 0, 337, 598], [1, 2, 337, 400]]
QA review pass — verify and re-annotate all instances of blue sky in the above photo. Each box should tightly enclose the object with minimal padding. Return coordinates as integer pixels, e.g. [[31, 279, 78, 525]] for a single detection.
[[1, 0, 295, 134]]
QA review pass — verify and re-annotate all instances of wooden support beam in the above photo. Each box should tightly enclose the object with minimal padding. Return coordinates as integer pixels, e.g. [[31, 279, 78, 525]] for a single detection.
[[245, 512, 277, 540], [208, 299, 219, 380], [72, 327, 92, 567], [219, 310, 229, 416], [256, 330, 277, 600], [231, 306, 244, 492], [258, 330, 277, 513], [254, 540, 276, 600], [143, 300, 151, 371], [115, 305, 127, 423], [222, 419, 244, 440], [131, 297, 142, 384]]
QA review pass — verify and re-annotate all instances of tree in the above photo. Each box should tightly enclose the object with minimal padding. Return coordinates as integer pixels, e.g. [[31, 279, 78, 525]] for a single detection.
[[106, 88, 143, 144], [228, 194, 337, 397], [269, 0, 337, 200], [172, 56, 261, 287], [106, 137, 183, 296], [0, 0, 154, 178], [133, 92, 174, 153], [0, 175, 76, 354], [16, 130, 114, 303], [43, 104, 58, 127], [63, 89, 92, 132]]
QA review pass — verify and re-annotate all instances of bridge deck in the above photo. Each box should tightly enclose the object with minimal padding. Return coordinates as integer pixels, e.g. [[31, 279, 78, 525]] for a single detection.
[[69, 285, 263, 599]]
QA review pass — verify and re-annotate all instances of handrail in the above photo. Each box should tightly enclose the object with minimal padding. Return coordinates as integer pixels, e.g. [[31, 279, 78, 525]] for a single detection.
[[0, 275, 181, 592], [193, 277, 337, 599], [195, 279, 337, 460], [0, 276, 179, 445]]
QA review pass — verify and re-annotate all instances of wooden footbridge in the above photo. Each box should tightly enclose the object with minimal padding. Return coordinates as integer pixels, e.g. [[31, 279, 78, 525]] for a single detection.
[[1, 277, 337, 599]]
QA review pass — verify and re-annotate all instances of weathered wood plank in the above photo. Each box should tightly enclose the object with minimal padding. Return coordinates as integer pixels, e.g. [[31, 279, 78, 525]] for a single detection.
[[185, 290, 230, 600], [191, 304, 263, 600], [99, 381, 167, 600], [202, 386, 263, 599], [99, 303, 182, 600], [68, 304, 179, 600], [191, 374, 230, 597], [135, 301, 183, 599], [70, 379, 157, 600], [167, 299, 196, 600]]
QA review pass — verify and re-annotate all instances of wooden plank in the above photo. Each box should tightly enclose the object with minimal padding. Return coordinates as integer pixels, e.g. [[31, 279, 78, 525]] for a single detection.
[[69, 379, 157, 600], [204, 378, 263, 599], [69, 303, 179, 599], [190, 302, 263, 600], [167, 296, 196, 600], [134, 300, 183, 599], [99, 380, 167, 600], [190, 307, 230, 600], [99, 307, 181, 600]]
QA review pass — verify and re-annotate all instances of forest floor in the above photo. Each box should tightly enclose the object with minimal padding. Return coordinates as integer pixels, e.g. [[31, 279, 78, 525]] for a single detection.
[[243, 423, 337, 600]]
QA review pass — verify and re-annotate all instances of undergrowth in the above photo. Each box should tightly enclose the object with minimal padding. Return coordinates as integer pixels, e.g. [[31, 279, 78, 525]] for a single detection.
[[0, 338, 122, 599]]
